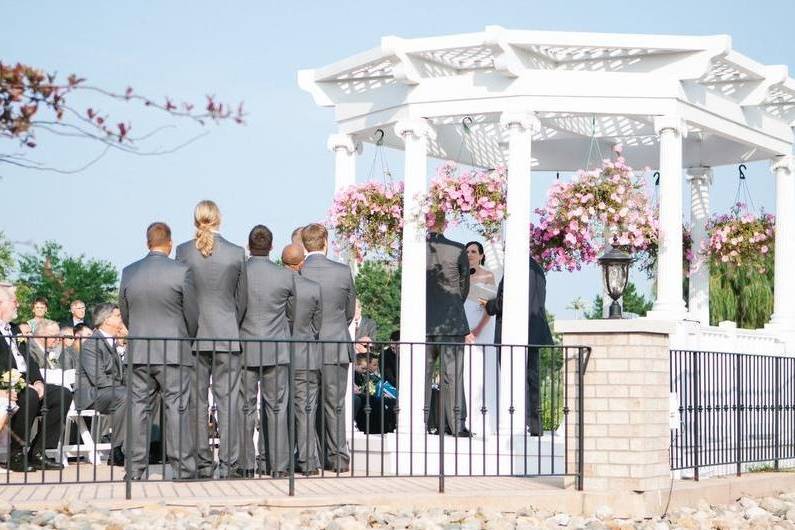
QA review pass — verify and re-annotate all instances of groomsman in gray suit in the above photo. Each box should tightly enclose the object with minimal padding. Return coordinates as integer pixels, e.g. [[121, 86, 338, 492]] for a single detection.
[[119, 222, 199, 480], [239, 225, 294, 477], [282, 243, 323, 475], [425, 213, 473, 437], [300, 223, 356, 473], [176, 200, 247, 478]]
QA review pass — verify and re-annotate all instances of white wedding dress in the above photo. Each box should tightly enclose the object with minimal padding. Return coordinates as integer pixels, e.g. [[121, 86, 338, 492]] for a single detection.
[[463, 280, 500, 437]]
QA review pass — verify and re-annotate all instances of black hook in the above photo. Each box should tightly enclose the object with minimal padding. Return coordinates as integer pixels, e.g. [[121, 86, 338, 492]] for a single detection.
[[653, 171, 660, 186], [739, 164, 747, 180], [462, 116, 473, 134], [374, 129, 385, 146], [556, 172, 560, 180]]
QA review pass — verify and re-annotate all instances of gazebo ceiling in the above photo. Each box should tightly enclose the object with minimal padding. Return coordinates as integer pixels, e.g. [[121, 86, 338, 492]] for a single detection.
[[299, 27, 795, 171]]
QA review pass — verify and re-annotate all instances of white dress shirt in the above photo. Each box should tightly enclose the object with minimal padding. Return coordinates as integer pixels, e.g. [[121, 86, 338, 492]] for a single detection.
[[0, 321, 27, 373]]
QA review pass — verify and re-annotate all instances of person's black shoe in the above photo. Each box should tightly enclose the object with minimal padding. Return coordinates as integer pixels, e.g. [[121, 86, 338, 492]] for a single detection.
[[29, 450, 64, 471], [107, 446, 125, 467], [299, 467, 320, 476], [323, 465, 349, 473], [7, 451, 34, 473], [236, 468, 255, 478], [197, 465, 215, 479], [445, 428, 473, 438], [272, 470, 290, 478]]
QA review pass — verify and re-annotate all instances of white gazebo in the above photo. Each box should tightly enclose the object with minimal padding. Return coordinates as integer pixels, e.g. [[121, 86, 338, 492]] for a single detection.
[[299, 27, 795, 469]]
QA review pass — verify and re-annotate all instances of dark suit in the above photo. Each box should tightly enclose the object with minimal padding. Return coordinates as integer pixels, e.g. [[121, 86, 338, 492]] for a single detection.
[[300, 252, 355, 471], [290, 273, 322, 472], [77, 331, 127, 449], [176, 235, 247, 476], [425, 232, 470, 433], [0, 324, 72, 455], [119, 250, 199, 478], [484, 256, 553, 434], [60, 316, 91, 329], [239, 256, 294, 474]]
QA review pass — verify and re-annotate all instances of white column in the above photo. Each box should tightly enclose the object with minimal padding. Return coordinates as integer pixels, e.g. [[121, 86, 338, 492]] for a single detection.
[[327, 133, 360, 192], [686, 166, 713, 325], [328, 133, 360, 433], [395, 119, 432, 433], [768, 155, 795, 329], [498, 111, 539, 434], [648, 115, 687, 320]]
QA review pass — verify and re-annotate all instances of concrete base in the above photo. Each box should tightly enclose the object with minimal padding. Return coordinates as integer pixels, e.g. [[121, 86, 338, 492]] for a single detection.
[[348, 430, 566, 476]]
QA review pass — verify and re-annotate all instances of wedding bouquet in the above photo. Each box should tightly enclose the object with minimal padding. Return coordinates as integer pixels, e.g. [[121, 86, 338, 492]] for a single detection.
[[0, 369, 26, 421]]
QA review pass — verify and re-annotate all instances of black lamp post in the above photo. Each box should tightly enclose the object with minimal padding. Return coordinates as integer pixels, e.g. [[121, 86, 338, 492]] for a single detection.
[[597, 239, 633, 319]]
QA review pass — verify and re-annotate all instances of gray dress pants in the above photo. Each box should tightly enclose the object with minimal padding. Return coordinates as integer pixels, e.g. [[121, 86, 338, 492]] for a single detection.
[[424, 335, 467, 433], [93, 386, 128, 450], [320, 363, 350, 471], [130, 364, 196, 478], [240, 365, 289, 474], [194, 351, 241, 476], [294, 369, 320, 472]]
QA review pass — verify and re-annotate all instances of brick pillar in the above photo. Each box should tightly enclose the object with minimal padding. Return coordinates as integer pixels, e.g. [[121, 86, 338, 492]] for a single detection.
[[557, 320, 674, 495]]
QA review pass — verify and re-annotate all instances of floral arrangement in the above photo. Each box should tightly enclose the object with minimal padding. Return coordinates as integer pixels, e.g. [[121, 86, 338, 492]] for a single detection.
[[420, 162, 508, 239], [530, 147, 658, 272], [328, 181, 404, 263], [0, 369, 26, 394], [703, 203, 774, 273], [638, 228, 693, 278]]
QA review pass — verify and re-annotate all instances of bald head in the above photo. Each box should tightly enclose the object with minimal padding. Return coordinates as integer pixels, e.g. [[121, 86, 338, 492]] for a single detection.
[[282, 244, 305, 271]]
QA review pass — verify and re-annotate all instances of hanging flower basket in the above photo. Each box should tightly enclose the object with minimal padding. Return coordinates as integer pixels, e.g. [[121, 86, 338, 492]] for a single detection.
[[703, 203, 774, 273], [420, 162, 508, 239], [328, 181, 404, 262], [530, 148, 657, 272]]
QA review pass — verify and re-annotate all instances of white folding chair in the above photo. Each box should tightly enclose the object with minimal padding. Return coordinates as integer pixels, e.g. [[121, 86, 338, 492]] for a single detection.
[[45, 369, 112, 466]]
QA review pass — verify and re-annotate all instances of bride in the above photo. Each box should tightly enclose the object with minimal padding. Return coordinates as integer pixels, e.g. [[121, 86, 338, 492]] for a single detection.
[[463, 241, 499, 437]]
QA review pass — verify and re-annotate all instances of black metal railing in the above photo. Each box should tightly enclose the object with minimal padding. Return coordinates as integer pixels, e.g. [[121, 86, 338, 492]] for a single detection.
[[670, 349, 795, 478], [0, 334, 588, 497]]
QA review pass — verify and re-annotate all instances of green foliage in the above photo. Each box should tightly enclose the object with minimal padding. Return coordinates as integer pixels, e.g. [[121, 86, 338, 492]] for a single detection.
[[0, 232, 13, 281], [709, 261, 773, 329], [584, 281, 652, 319], [354, 261, 401, 342], [15, 241, 118, 323]]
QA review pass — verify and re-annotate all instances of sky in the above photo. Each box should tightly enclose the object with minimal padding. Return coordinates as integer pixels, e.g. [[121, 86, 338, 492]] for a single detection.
[[2, 0, 794, 319]]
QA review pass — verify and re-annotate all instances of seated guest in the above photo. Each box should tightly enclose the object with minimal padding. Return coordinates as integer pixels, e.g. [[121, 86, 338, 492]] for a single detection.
[[351, 300, 377, 354], [60, 300, 91, 328], [28, 320, 60, 369], [0, 283, 72, 472], [353, 353, 397, 435], [77, 303, 128, 466], [60, 323, 91, 371], [27, 297, 50, 334]]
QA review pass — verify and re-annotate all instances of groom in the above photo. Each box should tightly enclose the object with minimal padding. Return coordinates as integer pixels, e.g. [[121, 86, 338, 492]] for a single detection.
[[425, 212, 473, 437]]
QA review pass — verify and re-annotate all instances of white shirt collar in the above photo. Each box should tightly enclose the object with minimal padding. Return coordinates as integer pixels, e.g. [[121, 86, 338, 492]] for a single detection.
[[305, 251, 325, 259]]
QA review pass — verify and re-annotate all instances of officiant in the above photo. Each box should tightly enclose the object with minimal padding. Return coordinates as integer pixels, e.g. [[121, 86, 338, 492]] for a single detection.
[[480, 255, 553, 436]]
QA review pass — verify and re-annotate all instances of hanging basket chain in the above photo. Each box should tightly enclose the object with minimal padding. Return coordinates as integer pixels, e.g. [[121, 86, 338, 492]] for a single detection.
[[733, 163, 756, 212], [583, 115, 604, 170], [454, 116, 475, 168], [366, 129, 392, 184]]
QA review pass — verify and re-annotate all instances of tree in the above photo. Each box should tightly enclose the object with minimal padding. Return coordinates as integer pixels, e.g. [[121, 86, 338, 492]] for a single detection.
[[354, 262, 401, 343], [0, 231, 13, 281], [1, 61, 244, 174], [565, 297, 588, 319], [14, 241, 118, 323], [585, 281, 653, 319]]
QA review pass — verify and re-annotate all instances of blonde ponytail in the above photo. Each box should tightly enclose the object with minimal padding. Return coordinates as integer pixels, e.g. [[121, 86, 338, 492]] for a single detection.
[[193, 200, 221, 257]]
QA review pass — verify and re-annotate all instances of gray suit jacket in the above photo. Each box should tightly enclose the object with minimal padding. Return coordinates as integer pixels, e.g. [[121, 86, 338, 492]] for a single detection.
[[119, 251, 199, 365], [300, 253, 356, 364], [239, 257, 295, 367], [175, 235, 247, 352], [426, 232, 470, 337], [290, 273, 322, 370], [77, 330, 124, 409]]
